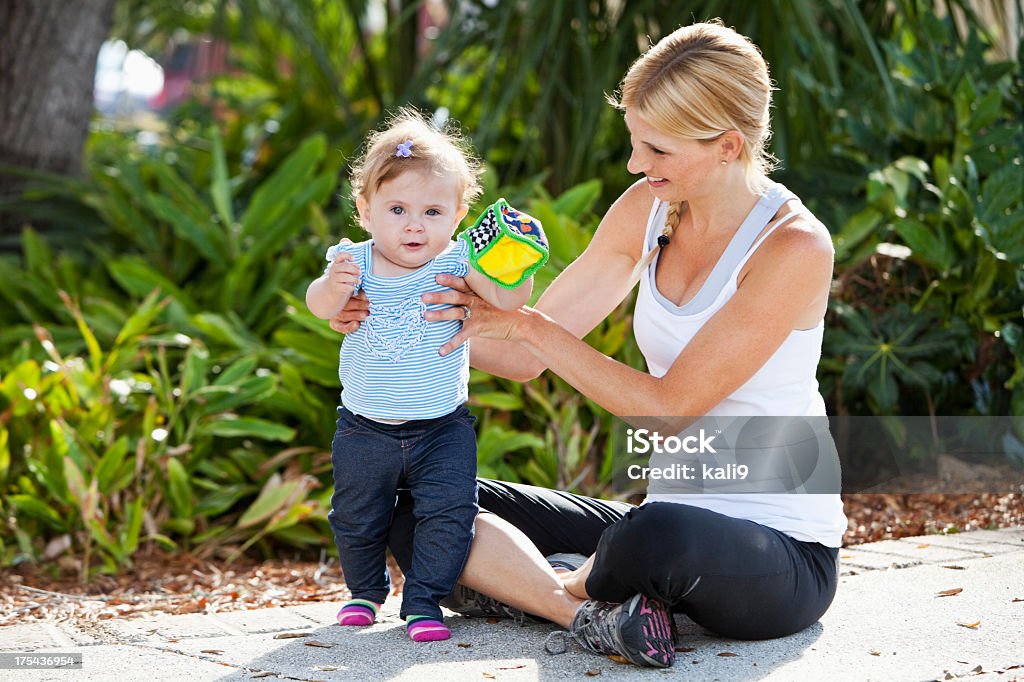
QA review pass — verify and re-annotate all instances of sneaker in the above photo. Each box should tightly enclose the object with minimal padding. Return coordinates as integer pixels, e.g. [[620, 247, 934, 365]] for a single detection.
[[440, 583, 540, 624], [406, 616, 451, 642], [545, 552, 588, 573], [336, 599, 379, 626], [566, 594, 675, 668], [439, 582, 481, 615]]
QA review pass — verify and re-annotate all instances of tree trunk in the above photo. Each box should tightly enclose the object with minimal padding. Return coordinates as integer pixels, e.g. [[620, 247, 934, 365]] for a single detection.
[[0, 0, 116, 231]]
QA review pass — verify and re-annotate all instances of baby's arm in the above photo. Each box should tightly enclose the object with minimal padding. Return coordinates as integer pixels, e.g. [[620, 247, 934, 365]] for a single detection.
[[306, 249, 362, 319], [463, 268, 533, 310]]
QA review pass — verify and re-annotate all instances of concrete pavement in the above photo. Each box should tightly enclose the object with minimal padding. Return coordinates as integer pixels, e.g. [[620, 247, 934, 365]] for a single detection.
[[1, 527, 1022, 681]]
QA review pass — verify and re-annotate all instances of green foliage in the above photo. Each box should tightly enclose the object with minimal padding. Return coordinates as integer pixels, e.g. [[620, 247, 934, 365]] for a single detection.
[[822, 12, 1023, 419], [2, 1, 1022, 573], [109, 1, 1016, 202], [0, 291, 322, 576], [0, 126, 348, 572], [0, 118, 620, 568]]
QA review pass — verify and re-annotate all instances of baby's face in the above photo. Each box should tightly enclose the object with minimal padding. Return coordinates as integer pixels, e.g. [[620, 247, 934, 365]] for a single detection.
[[358, 170, 468, 275]]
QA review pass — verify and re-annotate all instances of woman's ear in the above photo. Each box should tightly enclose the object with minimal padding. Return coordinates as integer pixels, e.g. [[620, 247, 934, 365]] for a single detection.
[[719, 130, 745, 163]]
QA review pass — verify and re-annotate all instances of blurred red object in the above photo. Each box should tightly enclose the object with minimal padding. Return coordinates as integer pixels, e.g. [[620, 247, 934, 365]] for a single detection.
[[149, 37, 228, 112]]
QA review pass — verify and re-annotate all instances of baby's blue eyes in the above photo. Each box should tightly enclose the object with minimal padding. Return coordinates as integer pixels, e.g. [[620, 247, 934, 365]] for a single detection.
[[388, 206, 442, 216]]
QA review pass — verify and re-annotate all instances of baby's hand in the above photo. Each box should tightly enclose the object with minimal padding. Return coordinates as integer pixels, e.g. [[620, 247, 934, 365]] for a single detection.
[[328, 251, 361, 296]]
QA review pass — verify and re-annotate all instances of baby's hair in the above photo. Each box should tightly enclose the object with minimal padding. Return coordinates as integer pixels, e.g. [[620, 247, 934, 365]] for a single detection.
[[612, 21, 778, 281], [349, 107, 483, 208]]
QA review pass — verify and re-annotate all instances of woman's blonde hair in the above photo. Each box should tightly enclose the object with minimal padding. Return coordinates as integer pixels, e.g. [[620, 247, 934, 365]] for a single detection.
[[349, 107, 483, 207], [612, 21, 777, 280]]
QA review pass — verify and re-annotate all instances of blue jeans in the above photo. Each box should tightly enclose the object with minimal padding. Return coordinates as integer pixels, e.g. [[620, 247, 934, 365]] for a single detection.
[[328, 405, 478, 620]]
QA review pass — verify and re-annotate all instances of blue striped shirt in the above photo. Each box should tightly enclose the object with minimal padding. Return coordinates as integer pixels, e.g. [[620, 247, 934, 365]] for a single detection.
[[326, 239, 470, 420]]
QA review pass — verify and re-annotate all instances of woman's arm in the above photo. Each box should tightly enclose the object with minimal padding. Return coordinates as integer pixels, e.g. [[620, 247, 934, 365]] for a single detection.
[[437, 180, 653, 381], [435, 214, 834, 418], [331, 181, 654, 379]]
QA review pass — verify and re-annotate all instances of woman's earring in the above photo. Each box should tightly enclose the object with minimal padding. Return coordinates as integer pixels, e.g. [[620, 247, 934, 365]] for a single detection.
[[720, 159, 728, 165]]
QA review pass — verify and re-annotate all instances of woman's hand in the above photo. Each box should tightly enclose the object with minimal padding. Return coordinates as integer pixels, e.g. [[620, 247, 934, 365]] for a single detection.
[[558, 554, 596, 600], [423, 274, 526, 356], [329, 291, 371, 334]]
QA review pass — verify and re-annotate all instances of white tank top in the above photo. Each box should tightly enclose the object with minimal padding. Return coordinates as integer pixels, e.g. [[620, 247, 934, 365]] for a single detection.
[[634, 183, 847, 547]]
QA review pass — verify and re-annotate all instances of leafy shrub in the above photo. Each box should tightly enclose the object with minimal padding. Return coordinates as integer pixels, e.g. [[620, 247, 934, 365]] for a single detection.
[[0, 125, 622, 570], [0, 291, 324, 577], [3, 3, 1022, 574], [821, 13, 1023, 422]]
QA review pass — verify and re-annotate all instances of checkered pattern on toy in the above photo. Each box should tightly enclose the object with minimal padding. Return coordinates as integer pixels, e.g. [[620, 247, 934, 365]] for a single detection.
[[466, 207, 501, 252]]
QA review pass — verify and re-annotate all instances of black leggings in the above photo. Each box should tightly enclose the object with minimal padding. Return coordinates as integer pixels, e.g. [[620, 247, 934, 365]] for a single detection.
[[389, 478, 840, 640]]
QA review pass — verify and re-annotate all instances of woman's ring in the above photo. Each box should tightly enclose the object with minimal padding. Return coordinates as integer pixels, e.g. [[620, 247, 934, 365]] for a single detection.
[[461, 306, 472, 321]]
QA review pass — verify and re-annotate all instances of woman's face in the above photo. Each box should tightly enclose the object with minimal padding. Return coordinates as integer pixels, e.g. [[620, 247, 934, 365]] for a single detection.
[[624, 110, 721, 203]]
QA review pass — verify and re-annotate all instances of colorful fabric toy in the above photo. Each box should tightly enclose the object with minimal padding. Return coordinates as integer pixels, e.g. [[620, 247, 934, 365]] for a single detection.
[[459, 198, 548, 289]]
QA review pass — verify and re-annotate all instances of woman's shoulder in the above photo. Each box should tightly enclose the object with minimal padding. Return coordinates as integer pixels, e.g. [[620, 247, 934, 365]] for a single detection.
[[765, 200, 833, 259], [741, 199, 833, 285], [734, 194, 833, 327], [591, 179, 657, 260]]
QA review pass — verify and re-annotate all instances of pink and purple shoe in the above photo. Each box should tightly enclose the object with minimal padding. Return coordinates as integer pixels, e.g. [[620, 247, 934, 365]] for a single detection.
[[336, 599, 379, 626], [406, 615, 451, 642]]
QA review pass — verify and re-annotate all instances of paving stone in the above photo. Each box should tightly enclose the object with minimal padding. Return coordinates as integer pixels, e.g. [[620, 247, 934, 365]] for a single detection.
[[209, 607, 324, 635], [282, 602, 345, 627], [933, 528, 1024, 546], [844, 539, 981, 564], [50, 624, 102, 647], [896, 533, 1024, 556], [838, 550, 921, 571], [8, 643, 239, 682], [4, 528, 1024, 681], [285, 600, 405, 627], [99, 614, 235, 642], [0, 624, 67, 651]]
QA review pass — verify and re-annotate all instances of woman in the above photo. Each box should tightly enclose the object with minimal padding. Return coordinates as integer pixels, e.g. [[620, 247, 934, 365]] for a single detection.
[[333, 20, 846, 668]]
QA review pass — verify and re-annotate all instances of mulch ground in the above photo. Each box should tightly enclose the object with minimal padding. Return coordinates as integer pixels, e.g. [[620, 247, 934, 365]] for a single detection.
[[2, 493, 1021, 627]]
